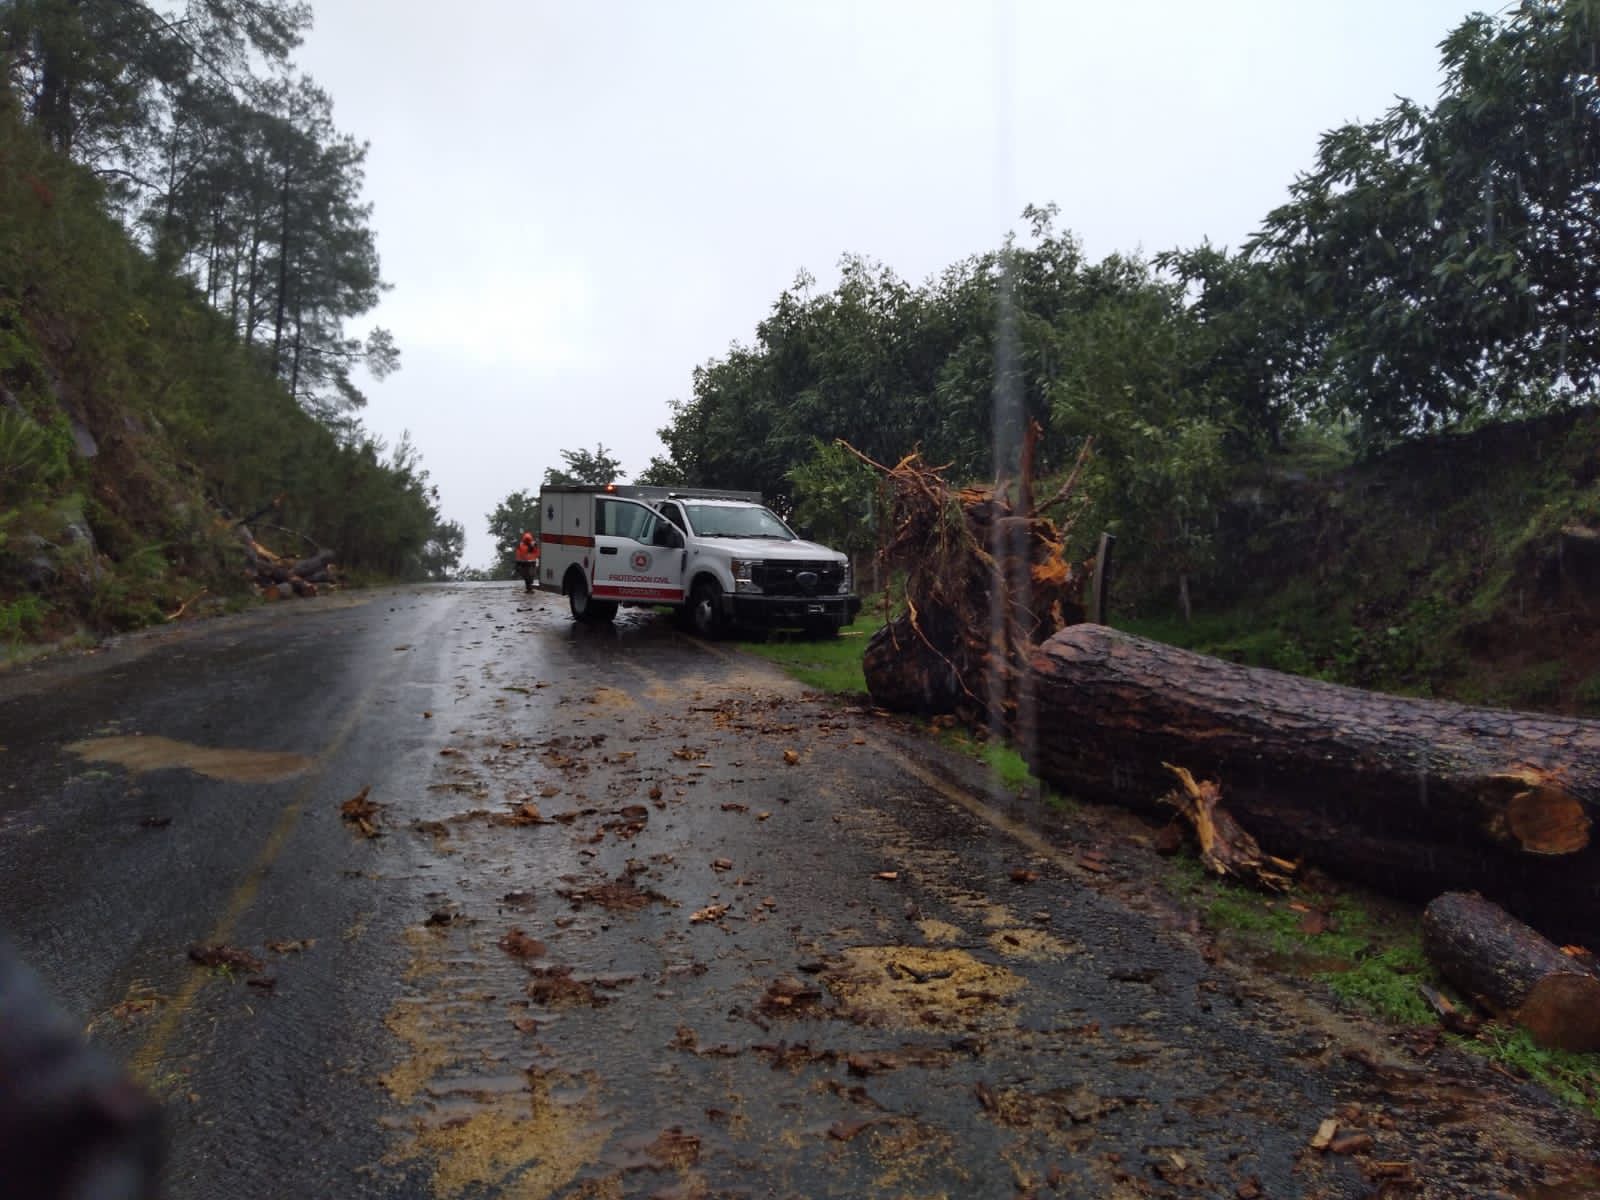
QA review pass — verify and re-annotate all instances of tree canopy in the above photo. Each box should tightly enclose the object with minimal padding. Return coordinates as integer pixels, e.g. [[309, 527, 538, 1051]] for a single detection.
[[647, 2, 1600, 609], [544, 444, 625, 487]]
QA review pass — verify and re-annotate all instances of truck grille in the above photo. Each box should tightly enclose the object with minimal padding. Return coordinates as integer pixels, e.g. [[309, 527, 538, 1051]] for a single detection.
[[752, 560, 843, 596]]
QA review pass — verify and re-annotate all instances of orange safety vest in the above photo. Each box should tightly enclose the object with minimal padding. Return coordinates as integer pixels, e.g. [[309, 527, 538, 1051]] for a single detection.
[[515, 536, 539, 563]]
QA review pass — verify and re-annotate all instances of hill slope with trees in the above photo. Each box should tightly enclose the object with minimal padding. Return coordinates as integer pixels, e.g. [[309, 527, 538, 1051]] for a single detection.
[[0, 0, 459, 647]]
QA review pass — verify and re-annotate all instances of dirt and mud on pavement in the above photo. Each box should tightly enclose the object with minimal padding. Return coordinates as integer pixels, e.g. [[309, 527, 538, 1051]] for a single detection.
[[2, 582, 1597, 1198], [358, 590, 1599, 1199]]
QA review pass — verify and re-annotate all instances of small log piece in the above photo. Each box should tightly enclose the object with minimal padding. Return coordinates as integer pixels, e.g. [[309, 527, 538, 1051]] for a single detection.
[[1422, 892, 1600, 1051]]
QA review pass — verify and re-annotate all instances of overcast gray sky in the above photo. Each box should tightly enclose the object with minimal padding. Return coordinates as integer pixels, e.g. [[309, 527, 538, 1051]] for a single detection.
[[295, 1, 1485, 568]]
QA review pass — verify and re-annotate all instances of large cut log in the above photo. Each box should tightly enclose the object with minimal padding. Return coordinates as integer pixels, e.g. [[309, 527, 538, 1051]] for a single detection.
[[1422, 892, 1600, 1051], [1024, 625, 1600, 942]]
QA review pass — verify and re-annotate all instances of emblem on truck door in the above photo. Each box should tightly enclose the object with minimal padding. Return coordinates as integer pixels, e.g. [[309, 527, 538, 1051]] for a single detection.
[[631, 551, 650, 571]]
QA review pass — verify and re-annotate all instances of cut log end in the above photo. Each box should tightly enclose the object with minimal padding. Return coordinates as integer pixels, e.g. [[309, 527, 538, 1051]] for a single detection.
[[1494, 772, 1592, 855], [1515, 973, 1600, 1052]]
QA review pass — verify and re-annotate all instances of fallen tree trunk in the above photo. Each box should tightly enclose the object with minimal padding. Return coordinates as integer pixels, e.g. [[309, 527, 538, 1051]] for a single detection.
[[1024, 625, 1600, 941], [290, 550, 336, 579], [1422, 892, 1600, 1051]]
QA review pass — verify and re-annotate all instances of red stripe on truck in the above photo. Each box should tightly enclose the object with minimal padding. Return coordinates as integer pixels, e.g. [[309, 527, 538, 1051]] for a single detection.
[[541, 534, 596, 547], [592, 586, 684, 603]]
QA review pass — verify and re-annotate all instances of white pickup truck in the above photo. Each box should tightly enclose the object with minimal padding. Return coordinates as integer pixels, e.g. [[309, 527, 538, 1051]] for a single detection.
[[537, 484, 861, 636]]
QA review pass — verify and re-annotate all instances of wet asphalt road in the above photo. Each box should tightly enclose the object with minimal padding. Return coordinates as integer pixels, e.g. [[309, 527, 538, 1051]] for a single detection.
[[1, 583, 1597, 1199]]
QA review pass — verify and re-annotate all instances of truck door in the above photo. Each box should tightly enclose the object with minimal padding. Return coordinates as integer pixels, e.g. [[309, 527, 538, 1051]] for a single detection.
[[592, 497, 685, 604]]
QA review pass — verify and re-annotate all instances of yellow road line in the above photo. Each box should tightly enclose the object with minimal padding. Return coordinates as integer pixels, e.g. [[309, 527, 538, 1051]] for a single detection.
[[130, 678, 386, 1082], [671, 627, 1072, 872], [859, 735, 1077, 870], [671, 631, 737, 662]]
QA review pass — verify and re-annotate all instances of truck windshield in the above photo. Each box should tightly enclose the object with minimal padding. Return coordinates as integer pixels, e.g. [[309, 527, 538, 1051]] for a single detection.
[[682, 504, 794, 540]]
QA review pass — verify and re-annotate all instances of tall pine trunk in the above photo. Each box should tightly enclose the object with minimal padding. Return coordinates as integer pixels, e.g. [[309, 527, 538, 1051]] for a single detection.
[[270, 165, 292, 375]]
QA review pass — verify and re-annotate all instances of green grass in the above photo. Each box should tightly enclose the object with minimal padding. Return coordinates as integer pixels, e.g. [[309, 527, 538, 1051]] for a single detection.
[[1466, 1026, 1600, 1119], [1168, 853, 1432, 1015], [736, 604, 1074, 810], [978, 740, 1031, 792], [739, 621, 871, 695], [1324, 944, 1436, 1026]]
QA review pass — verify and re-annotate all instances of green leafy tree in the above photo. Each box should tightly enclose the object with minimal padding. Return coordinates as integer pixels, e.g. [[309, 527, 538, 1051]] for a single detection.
[[635, 454, 685, 487], [417, 519, 464, 581], [785, 439, 879, 586], [543, 444, 624, 487], [486, 489, 541, 579], [1247, 0, 1600, 444], [1047, 255, 1231, 619], [2, 0, 308, 163]]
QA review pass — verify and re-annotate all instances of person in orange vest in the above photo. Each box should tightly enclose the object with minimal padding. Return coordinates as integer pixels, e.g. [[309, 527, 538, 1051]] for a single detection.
[[514, 531, 539, 593]]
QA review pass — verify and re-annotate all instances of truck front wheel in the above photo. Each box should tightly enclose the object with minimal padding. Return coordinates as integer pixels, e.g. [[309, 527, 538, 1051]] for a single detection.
[[688, 577, 725, 639]]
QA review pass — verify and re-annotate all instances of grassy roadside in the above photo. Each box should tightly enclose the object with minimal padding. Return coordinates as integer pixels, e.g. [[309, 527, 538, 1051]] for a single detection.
[[742, 616, 1600, 1119], [1163, 855, 1600, 1117], [738, 613, 1070, 804], [739, 623, 871, 694]]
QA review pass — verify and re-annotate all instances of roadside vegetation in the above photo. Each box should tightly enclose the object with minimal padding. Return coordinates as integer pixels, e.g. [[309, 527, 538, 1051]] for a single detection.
[[625, 1, 1600, 718], [0, 2, 461, 654]]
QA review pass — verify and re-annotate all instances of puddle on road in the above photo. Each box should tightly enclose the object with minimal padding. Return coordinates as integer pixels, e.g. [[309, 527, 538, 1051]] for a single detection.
[[66, 735, 312, 782]]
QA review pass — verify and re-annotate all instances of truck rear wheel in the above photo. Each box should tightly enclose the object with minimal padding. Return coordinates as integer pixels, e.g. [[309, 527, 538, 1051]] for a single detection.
[[688, 577, 725, 639], [567, 572, 616, 624]]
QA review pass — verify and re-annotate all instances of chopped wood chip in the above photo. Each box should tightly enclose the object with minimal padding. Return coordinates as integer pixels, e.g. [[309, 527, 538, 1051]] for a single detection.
[[874, 871, 900, 881], [783, 749, 800, 765], [1310, 1119, 1339, 1151]]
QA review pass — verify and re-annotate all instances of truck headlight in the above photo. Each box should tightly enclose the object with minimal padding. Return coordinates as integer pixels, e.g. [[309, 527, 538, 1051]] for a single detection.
[[730, 558, 763, 594], [838, 559, 852, 594]]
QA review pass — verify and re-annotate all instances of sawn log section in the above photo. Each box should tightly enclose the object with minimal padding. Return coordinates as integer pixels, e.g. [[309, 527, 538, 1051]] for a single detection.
[[1024, 625, 1600, 942], [1422, 892, 1600, 1051]]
